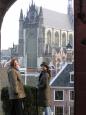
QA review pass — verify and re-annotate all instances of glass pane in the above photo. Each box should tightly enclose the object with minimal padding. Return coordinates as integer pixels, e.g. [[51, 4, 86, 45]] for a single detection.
[[70, 91, 74, 100], [55, 106, 63, 115], [55, 91, 63, 100]]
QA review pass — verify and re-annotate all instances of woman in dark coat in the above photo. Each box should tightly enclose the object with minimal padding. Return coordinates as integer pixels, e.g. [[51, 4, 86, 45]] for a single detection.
[[7, 58, 26, 115], [37, 62, 52, 115]]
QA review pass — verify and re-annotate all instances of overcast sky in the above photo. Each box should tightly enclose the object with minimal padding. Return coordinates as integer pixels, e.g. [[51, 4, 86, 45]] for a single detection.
[[1, 0, 69, 50]]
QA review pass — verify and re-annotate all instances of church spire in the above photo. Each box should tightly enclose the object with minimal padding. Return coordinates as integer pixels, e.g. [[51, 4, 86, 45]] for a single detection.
[[32, 0, 33, 5], [68, 0, 72, 15], [30, 0, 34, 7], [39, 6, 43, 25], [19, 9, 23, 20], [39, 6, 43, 16], [67, 0, 74, 29], [13, 42, 14, 49]]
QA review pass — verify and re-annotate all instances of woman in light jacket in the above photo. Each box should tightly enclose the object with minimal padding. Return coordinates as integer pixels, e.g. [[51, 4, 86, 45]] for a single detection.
[[7, 58, 26, 115], [37, 62, 52, 115]]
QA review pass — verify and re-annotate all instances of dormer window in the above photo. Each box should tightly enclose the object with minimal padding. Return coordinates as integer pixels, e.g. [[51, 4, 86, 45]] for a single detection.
[[70, 72, 74, 83]]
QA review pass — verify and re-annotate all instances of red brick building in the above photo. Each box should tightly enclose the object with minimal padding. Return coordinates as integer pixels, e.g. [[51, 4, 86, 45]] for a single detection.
[[50, 63, 74, 115]]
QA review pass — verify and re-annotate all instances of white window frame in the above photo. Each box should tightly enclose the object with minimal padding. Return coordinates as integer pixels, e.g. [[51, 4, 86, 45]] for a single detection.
[[54, 90, 64, 101], [70, 71, 74, 83], [54, 105, 64, 115]]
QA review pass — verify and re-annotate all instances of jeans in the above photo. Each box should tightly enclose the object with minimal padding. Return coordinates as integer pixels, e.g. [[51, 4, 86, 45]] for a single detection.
[[43, 107, 52, 115]]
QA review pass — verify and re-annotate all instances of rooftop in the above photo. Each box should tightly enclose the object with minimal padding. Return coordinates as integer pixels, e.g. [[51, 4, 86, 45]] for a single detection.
[[50, 63, 74, 87]]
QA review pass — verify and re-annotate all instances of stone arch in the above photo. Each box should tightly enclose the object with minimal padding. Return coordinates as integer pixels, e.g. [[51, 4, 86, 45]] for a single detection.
[[0, 0, 16, 61], [0, 1, 17, 114], [0, 0, 16, 29]]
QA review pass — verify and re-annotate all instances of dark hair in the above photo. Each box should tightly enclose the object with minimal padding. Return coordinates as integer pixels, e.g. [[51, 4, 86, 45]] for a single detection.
[[10, 58, 17, 67], [40, 62, 51, 78], [40, 62, 48, 67]]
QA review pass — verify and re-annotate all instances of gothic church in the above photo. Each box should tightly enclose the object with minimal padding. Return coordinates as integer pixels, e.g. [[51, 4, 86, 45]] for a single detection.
[[18, 0, 74, 68]]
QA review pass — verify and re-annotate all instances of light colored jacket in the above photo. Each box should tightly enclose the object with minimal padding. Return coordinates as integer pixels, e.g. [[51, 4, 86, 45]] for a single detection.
[[7, 68, 26, 99]]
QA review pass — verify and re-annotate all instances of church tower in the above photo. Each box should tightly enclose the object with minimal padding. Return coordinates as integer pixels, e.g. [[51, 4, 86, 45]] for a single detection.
[[68, 0, 74, 29], [18, 9, 24, 57], [37, 6, 44, 57], [39, 7, 43, 26], [23, 1, 45, 68], [24, 1, 39, 67]]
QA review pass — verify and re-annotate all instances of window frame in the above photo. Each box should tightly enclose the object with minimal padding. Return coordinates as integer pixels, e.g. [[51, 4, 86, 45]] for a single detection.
[[54, 105, 64, 115], [69, 106, 74, 115], [69, 90, 74, 101], [54, 90, 64, 101], [70, 71, 74, 83]]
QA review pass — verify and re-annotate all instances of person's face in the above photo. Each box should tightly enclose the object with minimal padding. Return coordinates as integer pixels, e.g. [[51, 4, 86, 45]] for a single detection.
[[14, 60, 20, 69], [41, 66, 47, 71]]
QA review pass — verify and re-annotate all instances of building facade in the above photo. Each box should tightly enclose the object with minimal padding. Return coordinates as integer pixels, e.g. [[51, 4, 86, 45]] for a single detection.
[[50, 63, 74, 115]]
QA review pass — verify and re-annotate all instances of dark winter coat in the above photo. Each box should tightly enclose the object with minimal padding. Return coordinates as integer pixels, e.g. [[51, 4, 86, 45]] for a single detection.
[[37, 71, 51, 107], [7, 68, 26, 99]]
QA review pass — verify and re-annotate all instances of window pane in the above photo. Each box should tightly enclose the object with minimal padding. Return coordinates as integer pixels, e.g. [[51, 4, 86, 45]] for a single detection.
[[55, 91, 63, 100], [55, 32, 59, 46], [70, 106, 74, 115], [70, 91, 74, 100], [71, 74, 74, 82], [55, 106, 63, 115]]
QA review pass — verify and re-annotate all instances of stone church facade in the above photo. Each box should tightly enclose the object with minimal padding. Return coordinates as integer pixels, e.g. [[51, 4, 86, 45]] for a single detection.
[[18, 0, 74, 68]]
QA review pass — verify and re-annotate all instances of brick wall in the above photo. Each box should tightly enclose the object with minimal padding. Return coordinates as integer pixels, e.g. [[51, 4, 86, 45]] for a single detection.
[[51, 87, 74, 115]]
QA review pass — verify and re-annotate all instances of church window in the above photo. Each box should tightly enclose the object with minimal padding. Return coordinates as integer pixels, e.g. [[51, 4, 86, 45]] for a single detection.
[[55, 32, 59, 47], [62, 33, 66, 47], [47, 30, 51, 44], [69, 34, 73, 47]]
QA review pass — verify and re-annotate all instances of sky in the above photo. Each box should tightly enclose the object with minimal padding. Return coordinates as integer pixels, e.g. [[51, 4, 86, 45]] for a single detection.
[[1, 0, 69, 50]]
